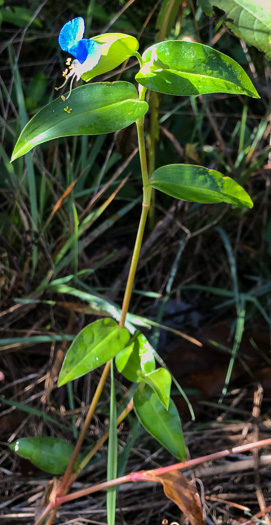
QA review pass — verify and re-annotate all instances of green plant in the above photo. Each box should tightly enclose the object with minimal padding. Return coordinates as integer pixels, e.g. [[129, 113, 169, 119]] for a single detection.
[[9, 13, 261, 525]]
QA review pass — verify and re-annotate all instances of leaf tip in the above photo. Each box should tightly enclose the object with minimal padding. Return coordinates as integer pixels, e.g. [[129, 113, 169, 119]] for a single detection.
[[10, 151, 17, 163], [57, 374, 67, 387], [58, 369, 71, 387], [252, 90, 260, 99], [242, 193, 254, 209], [11, 142, 25, 162], [9, 441, 16, 451]]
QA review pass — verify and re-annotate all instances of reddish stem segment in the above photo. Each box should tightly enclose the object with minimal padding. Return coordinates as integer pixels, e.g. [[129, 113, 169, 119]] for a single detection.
[[55, 437, 271, 506]]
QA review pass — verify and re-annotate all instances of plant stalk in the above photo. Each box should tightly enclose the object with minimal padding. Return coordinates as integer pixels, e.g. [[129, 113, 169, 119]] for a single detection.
[[119, 202, 149, 327], [120, 113, 152, 327], [78, 397, 134, 472], [55, 436, 271, 505], [57, 360, 111, 494], [42, 105, 150, 525]]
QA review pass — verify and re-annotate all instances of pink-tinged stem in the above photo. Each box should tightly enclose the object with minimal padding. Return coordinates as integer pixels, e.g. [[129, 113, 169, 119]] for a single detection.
[[246, 503, 271, 524], [34, 502, 54, 525], [55, 436, 271, 506], [55, 475, 131, 505], [133, 436, 271, 477]]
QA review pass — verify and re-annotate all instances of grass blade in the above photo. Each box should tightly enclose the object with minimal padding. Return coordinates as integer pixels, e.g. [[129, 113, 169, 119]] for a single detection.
[[216, 227, 239, 311], [0, 396, 70, 430], [107, 361, 118, 525], [216, 227, 246, 399], [9, 44, 38, 273]]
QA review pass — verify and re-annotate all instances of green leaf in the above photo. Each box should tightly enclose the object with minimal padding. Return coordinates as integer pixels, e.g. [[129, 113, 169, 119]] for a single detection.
[[138, 368, 172, 410], [25, 72, 47, 111], [149, 164, 253, 208], [82, 33, 139, 81], [155, 0, 183, 35], [11, 82, 148, 161], [9, 437, 78, 474], [199, 0, 271, 61], [197, 0, 214, 17], [134, 385, 186, 460], [1, 7, 42, 27], [58, 318, 130, 386], [135, 40, 259, 97], [115, 331, 155, 382]]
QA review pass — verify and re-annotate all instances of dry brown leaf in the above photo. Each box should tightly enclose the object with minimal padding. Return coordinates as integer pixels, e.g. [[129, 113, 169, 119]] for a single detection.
[[144, 470, 204, 525]]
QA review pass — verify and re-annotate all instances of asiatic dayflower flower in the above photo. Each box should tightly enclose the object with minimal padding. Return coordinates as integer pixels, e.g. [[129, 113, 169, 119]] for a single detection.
[[56, 17, 102, 100]]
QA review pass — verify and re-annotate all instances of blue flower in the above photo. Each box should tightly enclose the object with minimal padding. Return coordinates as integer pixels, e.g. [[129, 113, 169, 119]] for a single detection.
[[56, 17, 102, 99], [59, 17, 101, 74]]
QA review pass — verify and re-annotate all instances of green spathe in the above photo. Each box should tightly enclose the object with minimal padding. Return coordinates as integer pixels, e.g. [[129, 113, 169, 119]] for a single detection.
[[82, 33, 139, 81]]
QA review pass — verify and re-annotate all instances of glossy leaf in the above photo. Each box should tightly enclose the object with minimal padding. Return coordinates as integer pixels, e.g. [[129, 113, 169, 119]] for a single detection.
[[115, 331, 155, 383], [58, 318, 130, 386], [82, 33, 139, 81], [149, 164, 253, 208], [138, 368, 172, 410], [135, 40, 259, 97], [143, 470, 204, 525], [199, 0, 271, 61], [9, 437, 78, 474], [134, 385, 186, 460], [11, 82, 148, 161]]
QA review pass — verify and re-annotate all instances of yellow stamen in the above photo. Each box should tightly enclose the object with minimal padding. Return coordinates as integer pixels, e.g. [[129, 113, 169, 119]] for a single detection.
[[61, 95, 66, 101], [55, 57, 77, 98], [64, 106, 72, 114], [55, 74, 69, 91], [63, 73, 76, 100]]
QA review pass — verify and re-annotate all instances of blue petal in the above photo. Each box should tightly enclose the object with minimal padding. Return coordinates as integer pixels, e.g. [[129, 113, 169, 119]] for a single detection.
[[58, 17, 85, 53], [71, 39, 102, 66], [81, 40, 102, 70]]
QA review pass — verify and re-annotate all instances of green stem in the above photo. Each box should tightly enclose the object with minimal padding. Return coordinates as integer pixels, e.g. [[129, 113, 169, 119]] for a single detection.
[[39, 93, 151, 525], [133, 51, 144, 68], [119, 112, 152, 327], [78, 397, 134, 472], [119, 202, 149, 327], [147, 90, 159, 229], [137, 115, 149, 189]]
